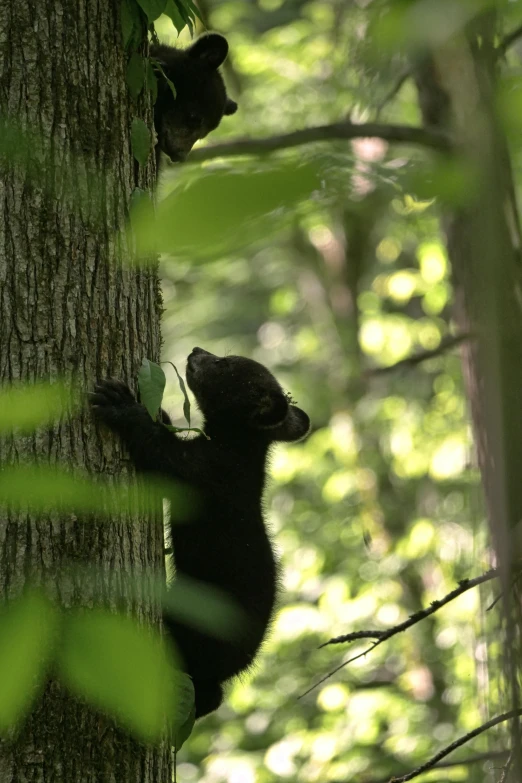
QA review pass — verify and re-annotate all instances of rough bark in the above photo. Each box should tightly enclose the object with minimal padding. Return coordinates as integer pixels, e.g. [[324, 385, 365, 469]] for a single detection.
[[0, 0, 171, 780]]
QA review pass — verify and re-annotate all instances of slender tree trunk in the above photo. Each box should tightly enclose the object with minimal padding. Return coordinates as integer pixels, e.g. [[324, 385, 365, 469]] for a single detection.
[[413, 12, 522, 576], [0, 0, 171, 780], [413, 9, 522, 774]]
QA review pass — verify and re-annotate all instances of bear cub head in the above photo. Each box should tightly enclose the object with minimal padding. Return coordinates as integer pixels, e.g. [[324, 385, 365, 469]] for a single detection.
[[151, 33, 238, 163], [186, 347, 310, 442]]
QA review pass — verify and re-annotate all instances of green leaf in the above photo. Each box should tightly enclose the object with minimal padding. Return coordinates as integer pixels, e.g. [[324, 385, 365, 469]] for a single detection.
[[163, 576, 246, 640], [172, 674, 195, 749], [164, 362, 191, 425], [179, 0, 203, 24], [121, 0, 142, 49], [173, 0, 193, 36], [58, 610, 180, 742], [164, 0, 185, 34], [132, 159, 324, 259], [126, 52, 146, 99], [131, 117, 151, 166], [146, 59, 158, 104], [136, 0, 167, 23], [0, 466, 187, 516], [0, 381, 76, 433], [152, 59, 176, 98], [0, 591, 58, 733], [138, 358, 166, 420]]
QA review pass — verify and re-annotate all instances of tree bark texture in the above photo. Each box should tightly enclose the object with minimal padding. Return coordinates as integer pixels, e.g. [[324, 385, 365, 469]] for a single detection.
[[0, 0, 171, 780]]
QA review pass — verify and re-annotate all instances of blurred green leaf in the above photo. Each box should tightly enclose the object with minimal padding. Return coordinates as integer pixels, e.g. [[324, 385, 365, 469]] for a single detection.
[[138, 359, 166, 420], [134, 160, 324, 259], [0, 381, 75, 433], [0, 466, 195, 519], [131, 117, 151, 166], [163, 576, 247, 640], [0, 592, 58, 733], [58, 610, 179, 742]]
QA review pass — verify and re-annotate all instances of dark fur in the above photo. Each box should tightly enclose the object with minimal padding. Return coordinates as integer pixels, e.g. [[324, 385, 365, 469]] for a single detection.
[[90, 347, 310, 718], [151, 33, 238, 166]]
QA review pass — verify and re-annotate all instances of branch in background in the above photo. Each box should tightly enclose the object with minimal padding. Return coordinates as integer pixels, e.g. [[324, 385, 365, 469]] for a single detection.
[[183, 121, 451, 163], [389, 712, 521, 783], [340, 751, 509, 783], [375, 69, 411, 116], [322, 569, 497, 648], [498, 751, 513, 783], [498, 23, 522, 55], [367, 333, 471, 376], [298, 569, 497, 701]]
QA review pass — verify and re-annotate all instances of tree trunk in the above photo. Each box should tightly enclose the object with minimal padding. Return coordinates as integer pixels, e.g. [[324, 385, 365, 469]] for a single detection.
[[0, 0, 171, 780], [413, 9, 522, 773], [413, 12, 522, 577]]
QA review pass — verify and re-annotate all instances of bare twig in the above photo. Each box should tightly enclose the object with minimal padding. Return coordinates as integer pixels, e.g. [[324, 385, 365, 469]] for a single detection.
[[183, 121, 450, 163], [298, 569, 497, 701], [322, 569, 497, 647], [389, 711, 521, 783], [497, 750, 513, 783], [367, 333, 470, 376], [498, 23, 522, 55]]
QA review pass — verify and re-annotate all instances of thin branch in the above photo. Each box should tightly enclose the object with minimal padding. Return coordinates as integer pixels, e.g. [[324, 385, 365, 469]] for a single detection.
[[298, 569, 497, 701], [367, 333, 470, 376], [497, 750, 513, 783], [184, 121, 450, 163], [322, 568, 497, 647], [498, 23, 522, 55], [389, 711, 522, 783], [375, 69, 411, 116], [339, 751, 509, 783]]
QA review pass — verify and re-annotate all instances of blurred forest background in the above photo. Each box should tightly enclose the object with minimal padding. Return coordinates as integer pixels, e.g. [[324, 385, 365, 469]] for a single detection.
[[3, 0, 522, 780], [152, 1, 522, 781]]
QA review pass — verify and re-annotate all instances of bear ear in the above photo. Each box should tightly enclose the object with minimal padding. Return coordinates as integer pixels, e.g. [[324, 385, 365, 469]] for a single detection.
[[251, 393, 311, 443], [251, 392, 288, 429], [271, 406, 311, 443], [188, 33, 229, 69], [224, 98, 238, 115]]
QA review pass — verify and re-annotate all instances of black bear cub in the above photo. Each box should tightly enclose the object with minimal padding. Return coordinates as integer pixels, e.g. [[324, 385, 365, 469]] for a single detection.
[[151, 33, 238, 165], [90, 347, 310, 718]]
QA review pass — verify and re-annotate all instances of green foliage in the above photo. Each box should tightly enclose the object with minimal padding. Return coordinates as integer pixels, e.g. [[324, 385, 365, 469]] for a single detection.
[[146, 0, 522, 778], [0, 381, 76, 433], [165, 361, 191, 425], [135, 158, 330, 259], [57, 610, 185, 742], [138, 358, 167, 419], [131, 117, 152, 165], [163, 576, 247, 640], [136, 0, 167, 24], [0, 592, 58, 733], [173, 677, 195, 750]]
